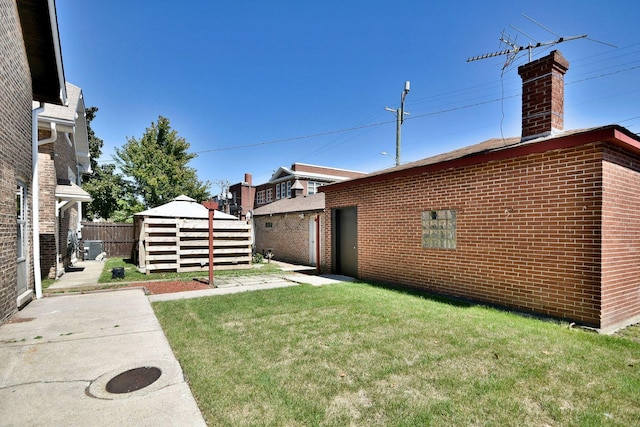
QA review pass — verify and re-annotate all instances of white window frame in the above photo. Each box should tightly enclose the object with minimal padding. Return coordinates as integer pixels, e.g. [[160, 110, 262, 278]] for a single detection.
[[307, 181, 324, 195], [16, 182, 26, 261], [276, 184, 280, 200], [266, 188, 273, 203]]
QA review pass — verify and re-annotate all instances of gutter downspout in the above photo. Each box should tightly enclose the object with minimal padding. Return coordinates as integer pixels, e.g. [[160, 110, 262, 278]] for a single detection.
[[316, 214, 321, 275], [32, 110, 57, 299]]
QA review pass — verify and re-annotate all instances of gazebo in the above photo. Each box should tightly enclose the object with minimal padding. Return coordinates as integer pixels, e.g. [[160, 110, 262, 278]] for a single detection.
[[134, 195, 252, 273]]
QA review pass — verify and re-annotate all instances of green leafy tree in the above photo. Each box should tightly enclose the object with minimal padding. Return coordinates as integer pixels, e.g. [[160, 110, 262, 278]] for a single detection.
[[110, 194, 146, 223], [115, 116, 210, 209], [83, 107, 134, 221], [83, 164, 137, 221], [85, 106, 103, 173]]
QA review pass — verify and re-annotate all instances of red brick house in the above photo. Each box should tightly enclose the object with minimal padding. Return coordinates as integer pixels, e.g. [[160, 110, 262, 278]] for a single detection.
[[37, 82, 92, 279], [1, 0, 67, 321], [253, 163, 365, 210], [321, 50, 640, 333], [226, 173, 256, 220], [224, 164, 365, 220], [253, 187, 325, 269]]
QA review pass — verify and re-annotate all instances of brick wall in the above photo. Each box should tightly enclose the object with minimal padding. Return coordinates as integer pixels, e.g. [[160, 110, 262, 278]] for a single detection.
[[324, 143, 605, 327], [38, 141, 58, 278], [59, 201, 79, 268], [0, 0, 34, 321], [601, 145, 640, 331], [54, 132, 81, 269], [254, 212, 324, 267], [37, 129, 83, 276]]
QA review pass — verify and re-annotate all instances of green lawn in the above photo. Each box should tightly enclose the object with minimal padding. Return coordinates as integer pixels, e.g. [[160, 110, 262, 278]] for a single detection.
[[154, 282, 640, 427]]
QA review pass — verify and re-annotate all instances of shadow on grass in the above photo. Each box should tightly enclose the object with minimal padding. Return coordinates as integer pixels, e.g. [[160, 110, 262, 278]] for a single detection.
[[361, 278, 577, 329], [363, 279, 474, 308]]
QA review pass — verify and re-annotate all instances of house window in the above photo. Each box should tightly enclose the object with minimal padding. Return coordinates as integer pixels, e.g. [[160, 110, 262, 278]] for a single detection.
[[286, 181, 291, 198], [422, 210, 457, 249], [276, 184, 280, 200], [266, 188, 273, 203], [307, 181, 323, 195], [16, 183, 26, 260], [256, 190, 265, 205], [265, 222, 273, 228]]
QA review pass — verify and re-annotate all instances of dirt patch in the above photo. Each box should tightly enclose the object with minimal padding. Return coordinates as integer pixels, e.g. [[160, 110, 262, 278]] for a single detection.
[[128, 280, 211, 295]]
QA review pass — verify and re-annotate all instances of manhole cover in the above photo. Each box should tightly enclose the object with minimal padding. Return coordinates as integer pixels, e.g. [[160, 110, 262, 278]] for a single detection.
[[106, 366, 162, 394]]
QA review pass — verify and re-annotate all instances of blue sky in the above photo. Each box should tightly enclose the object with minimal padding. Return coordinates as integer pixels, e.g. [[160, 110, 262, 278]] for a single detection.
[[56, 1, 640, 194]]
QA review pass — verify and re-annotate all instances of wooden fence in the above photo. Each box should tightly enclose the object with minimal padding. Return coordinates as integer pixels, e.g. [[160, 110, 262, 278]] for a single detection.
[[137, 217, 252, 274], [80, 222, 135, 258]]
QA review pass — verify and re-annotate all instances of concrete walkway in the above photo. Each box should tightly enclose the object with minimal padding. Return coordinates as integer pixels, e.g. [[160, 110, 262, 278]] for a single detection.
[[0, 289, 206, 426], [46, 260, 107, 291], [0, 260, 352, 425]]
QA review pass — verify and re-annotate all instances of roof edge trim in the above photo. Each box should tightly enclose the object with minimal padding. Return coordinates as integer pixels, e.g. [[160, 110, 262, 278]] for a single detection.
[[322, 125, 639, 192]]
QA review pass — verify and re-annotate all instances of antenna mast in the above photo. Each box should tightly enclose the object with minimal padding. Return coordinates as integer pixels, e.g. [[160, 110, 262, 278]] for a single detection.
[[467, 15, 587, 69], [468, 33, 586, 69]]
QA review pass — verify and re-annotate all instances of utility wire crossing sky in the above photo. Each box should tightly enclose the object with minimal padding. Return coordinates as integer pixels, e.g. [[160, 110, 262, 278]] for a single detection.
[[57, 0, 640, 190]]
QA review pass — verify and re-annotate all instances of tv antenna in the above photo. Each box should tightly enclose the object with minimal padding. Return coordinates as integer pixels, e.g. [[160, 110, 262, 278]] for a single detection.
[[466, 14, 614, 70]]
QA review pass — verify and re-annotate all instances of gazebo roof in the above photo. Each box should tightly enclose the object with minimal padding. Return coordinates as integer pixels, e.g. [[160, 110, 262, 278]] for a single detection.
[[134, 195, 238, 219]]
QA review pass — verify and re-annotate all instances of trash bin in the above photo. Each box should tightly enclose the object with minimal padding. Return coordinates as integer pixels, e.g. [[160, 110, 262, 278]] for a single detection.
[[111, 267, 125, 279]]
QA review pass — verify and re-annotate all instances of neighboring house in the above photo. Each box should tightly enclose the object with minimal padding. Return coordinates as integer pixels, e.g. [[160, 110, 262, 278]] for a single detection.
[[1, 0, 67, 321], [321, 50, 640, 333], [253, 163, 365, 209], [226, 173, 256, 220], [37, 82, 92, 279], [253, 183, 325, 268]]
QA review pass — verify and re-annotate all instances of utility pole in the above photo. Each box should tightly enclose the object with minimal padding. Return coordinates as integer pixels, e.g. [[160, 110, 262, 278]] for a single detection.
[[385, 81, 410, 166]]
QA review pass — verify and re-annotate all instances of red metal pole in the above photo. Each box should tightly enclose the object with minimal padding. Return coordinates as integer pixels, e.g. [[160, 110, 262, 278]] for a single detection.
[[208, 208, 214, 286], [202, 201, 219, 286]]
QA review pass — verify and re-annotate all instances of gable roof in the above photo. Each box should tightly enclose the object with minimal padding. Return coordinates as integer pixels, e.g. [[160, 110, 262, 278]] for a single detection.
[[37, 83, 91, 174], [268, 165, 363, 184], [134, 195, 238, 219], [322, 125, 640, 192], [55, 179, 91, 203], [253, 193, 324, 216], [16, 0, 66, 104], [39, 83, 82, 126]]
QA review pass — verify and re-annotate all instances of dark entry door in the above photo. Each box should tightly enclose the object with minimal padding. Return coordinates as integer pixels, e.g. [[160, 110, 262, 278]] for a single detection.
[[333, 206, 357, 277]]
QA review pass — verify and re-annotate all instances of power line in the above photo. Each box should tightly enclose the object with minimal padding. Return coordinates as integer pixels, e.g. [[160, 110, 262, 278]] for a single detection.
[[93, 49, 639, 163], [194, 121, 393, 154]]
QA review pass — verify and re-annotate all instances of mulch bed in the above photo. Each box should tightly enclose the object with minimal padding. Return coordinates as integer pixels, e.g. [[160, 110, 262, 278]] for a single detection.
[[127, 280, 212, 295]]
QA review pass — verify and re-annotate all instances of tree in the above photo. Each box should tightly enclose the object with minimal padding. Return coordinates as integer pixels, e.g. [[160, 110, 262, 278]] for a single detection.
[[115, 116, 210, 209], [85, 106, 103, 173], [83, 107, 133, 221], [82, 164, 141, 221]]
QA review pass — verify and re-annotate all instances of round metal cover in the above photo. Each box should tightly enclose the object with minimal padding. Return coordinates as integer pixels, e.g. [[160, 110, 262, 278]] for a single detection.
[[106, 366, 162, 394]]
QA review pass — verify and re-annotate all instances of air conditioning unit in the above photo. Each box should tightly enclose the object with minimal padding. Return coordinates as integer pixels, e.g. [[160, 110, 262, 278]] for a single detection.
[[84, 240, 104, 260]]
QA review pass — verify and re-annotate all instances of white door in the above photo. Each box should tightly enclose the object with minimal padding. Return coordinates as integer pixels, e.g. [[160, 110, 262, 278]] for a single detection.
[[16, 183, 27, 295], [309, 216, 317, 266]]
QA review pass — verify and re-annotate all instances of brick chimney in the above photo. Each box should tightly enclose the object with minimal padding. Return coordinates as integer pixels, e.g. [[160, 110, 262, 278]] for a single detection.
[[244, 173, 252, 186], [518, 50, 569, 140]]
